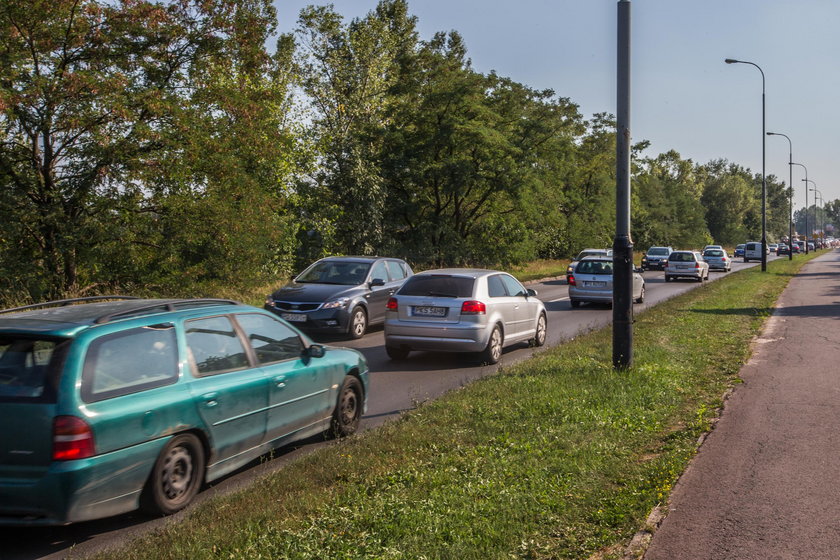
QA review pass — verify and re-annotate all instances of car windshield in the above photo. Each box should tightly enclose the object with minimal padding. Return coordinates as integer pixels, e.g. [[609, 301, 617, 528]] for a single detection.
[[576, 260, 613, 275], [576, 250, 606, 260], [296, 261, 372, 285], [647, 248, 669, 256], [669, 253, 695, 262], [704, 250, 724, 257], [399, 275, 475, 298]]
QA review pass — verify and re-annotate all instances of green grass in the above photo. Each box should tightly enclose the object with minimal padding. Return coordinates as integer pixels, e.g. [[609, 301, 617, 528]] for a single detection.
[[84, 253, 819, 560]]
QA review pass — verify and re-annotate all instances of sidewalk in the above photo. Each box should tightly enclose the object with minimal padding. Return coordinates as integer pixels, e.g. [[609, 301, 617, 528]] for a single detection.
[[645, 250, 840, 559]]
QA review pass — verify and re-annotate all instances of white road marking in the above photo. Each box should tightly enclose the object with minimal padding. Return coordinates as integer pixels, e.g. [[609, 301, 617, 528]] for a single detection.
[[549, 296, 570, 302]]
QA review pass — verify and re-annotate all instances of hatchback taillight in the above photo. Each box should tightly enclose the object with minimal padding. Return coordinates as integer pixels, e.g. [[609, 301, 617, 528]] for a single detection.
[[386, 297, 398, 311], [568, 275, 577, 286], [461, 300, 486, 314], [695, 262, 701, 269], [53, 416, 95, 461]]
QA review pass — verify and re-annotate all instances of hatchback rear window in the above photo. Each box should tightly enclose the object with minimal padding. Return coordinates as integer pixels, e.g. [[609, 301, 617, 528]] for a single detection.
[[576, 260, 613, 274], [669, 253, 695, 262], [0, 336, 66, 401], [399, 275, 475, 298], [647, 248, 669, 256]]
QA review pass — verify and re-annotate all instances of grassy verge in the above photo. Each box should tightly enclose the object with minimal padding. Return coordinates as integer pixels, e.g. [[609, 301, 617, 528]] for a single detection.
[[86, 253, 819, 560]]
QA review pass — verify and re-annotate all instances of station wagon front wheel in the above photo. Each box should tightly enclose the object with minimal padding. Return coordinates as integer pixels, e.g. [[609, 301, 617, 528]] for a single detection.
[[141, 433, 205, 516], [330, 376, 363, 438]]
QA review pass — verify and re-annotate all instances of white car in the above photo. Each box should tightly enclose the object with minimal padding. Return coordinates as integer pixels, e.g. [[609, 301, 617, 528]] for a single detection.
[[665, 251, 709, 282], [568, 257, 645, 308], [743, 241, 768, 262]]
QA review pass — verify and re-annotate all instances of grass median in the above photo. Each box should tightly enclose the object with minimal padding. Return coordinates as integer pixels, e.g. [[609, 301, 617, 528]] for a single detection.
[[87, 253, 818, 560]]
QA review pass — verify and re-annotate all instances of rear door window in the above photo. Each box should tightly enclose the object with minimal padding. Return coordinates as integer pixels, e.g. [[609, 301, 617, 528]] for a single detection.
[[186, 316, 250, 376], [0, 337, 66, 401], [81, 325, 178, 402]]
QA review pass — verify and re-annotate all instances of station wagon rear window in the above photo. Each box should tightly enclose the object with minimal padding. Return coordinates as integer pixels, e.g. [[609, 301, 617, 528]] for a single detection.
[[81, 325, 178, 402], [0, 336, 66, 402], [399, 275, 475, 298], [576, 261, 613, 274]]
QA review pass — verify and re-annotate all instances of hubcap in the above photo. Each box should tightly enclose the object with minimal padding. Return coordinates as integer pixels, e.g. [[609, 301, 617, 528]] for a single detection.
[[537, 317, 546, 343], [490, 329, 502, 361], [341, 388, 358, 425], [352, 310, 366, 336], [161, 446, 193, 501]]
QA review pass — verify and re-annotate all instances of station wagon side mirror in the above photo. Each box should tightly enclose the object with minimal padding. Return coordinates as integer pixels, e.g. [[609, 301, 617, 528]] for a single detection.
[[304, 344, 325, 359], [369, 278, 386, 288], [634, 267, 644, 274], [526, 288, 538, 297]]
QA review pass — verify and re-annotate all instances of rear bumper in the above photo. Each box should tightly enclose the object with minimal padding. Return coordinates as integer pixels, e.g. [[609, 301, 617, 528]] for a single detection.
[[384, 322, 489, 352]]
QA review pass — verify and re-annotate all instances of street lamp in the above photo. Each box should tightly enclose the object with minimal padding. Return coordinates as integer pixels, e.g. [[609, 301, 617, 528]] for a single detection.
[[725, 58, 767, 271], [792, 162, 809, 253], [803, 178, 818, 249], [809, 185, 823, 246], [767, 131, 793, 260]]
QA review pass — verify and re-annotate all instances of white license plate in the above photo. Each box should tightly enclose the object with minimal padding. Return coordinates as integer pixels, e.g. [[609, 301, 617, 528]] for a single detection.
[[583, 281, 607, 287], [677, 265, 690, 269], [413, 306, 447, 317], [281, 313, 307, 323]]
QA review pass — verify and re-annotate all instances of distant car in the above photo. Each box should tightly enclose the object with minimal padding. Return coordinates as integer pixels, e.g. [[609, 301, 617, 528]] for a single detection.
[[808, 242, 815, 251], [734, 244, 746, 258], [702, 248, 731, 272], [703, 245, 723, 252], [777, 243, 790, 255], [265, 256, 413, 339], [743, 242, 768, 262], [0, 297, 368, 525], [641, 246, 674, 271], [568, 256, 645, 308], [664, 251, 709, 282], [792, 242, 801, 254], [768, 243, 779, 254], [383, 269, 547, 364], [566, 248, 612, 282]]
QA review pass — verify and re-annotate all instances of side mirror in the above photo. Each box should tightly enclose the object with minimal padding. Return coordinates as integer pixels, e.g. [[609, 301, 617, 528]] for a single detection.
[[369, 278, 386, 288], [526, 288, 538, 297], [304, 344, 325, 359], [634, 267, 644, 274]]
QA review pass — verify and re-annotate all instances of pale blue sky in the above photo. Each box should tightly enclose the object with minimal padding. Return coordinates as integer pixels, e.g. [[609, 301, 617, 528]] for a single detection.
[[274, 0, 840, 205]]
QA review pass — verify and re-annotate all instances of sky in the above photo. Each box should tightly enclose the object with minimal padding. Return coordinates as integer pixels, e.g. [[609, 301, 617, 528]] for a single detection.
[[273, 0, 840, 206]]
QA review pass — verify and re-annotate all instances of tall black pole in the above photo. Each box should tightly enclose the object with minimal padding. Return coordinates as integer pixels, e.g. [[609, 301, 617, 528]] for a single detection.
[[767, 132, 794, 261], [725, 58, 767, 270], [792, 162, 808, 252], [613, 0, 633, 369]]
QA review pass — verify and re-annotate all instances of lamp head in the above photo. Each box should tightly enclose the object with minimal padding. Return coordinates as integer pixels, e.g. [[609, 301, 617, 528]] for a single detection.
[[725, 58, 739, 64]]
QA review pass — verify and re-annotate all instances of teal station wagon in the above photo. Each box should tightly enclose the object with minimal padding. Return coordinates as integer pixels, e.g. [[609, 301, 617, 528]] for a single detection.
[[0, 297, 368, 525]]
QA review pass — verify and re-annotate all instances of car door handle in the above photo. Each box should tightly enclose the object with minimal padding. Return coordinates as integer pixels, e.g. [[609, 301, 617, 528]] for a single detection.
[[202, 392, 218, 407], [274, 376, 287, 389]]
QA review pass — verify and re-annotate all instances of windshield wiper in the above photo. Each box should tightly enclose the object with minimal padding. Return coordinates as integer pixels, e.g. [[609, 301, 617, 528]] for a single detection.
[[425, 291, 458, 298]]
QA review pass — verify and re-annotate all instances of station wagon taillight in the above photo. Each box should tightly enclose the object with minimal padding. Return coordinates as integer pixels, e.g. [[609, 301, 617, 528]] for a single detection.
[[386, 297, 398, 311], [53, 416, 95, 461], [460, 300, 486, 314]]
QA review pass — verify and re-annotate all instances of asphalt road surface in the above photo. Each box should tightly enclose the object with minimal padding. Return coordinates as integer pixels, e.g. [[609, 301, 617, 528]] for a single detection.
[[3, 255, 779, 560]]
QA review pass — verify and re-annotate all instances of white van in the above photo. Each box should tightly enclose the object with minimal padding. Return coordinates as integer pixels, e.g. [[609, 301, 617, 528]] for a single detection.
[[743, 241, 768, 262]]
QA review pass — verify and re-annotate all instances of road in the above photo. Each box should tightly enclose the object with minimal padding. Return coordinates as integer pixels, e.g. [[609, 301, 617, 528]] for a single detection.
[[2, 256, 777, 560]]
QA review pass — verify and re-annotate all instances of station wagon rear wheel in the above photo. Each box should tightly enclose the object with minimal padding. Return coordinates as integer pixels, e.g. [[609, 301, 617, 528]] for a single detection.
[[386, 345, 410, 360], [141, 433, 205, 516], [329, 376, 363, 438], [479, 325, 503, 365]]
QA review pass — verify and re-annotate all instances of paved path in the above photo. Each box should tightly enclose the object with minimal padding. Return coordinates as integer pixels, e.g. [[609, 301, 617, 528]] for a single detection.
[[645, 250, 840, 559]]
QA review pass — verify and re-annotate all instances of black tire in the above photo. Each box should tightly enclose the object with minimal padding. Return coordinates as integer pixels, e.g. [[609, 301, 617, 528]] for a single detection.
[[664, 275, 671, 282], [531, 313, 547, 347], [329, 376, 363, 438], [140, 433, 205, 516], [386, 345, 410, 360], [570, 299, 581, 308], [635, 285, 645, 304], [347, 306, 367, 339], [479, 325, 503, 364]]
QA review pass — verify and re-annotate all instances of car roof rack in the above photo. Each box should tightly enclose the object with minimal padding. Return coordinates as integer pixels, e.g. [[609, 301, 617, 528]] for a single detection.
[[0, 296, 141, 315], [93, 299, 242, 324]]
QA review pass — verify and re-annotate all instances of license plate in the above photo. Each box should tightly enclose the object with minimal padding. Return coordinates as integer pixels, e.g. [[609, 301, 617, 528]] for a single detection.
[[583, 281, 607, 287], [677, 265, 690, 269], [281, 313, 307, 323], [413, 306, 447, 317]]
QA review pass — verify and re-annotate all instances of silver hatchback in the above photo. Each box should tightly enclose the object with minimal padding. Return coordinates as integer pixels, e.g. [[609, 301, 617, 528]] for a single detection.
[[383, 269, 547, 364], [567, 257, 645, 308]]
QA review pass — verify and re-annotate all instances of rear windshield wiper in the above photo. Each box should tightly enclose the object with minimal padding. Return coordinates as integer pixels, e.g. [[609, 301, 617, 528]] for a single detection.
[[425, 291, 458, 298]]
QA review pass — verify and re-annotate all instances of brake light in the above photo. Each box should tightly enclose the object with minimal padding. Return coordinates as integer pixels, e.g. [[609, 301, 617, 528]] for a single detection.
[[461, 300, 486, 314], [568, 275, 577, 286], [53, 416, 95, 461], [386, 297, 398, 311], [695, 262, 701, 269]]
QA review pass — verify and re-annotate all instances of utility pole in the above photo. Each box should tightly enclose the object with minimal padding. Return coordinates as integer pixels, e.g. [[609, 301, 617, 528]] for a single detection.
[[613, 0, 633, 369]]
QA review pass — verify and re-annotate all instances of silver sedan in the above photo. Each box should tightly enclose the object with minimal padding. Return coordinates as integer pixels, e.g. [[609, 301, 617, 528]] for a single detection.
[[383, 269, 547, 364]]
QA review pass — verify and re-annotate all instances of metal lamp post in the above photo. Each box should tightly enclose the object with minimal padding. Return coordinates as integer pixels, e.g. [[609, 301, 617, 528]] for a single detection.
[[810, 186, 823, 246], [725, 58, 767, 271], [803, 178, 817, 248], [767, 132, 794, 260], [792, 163, 809, 253]]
